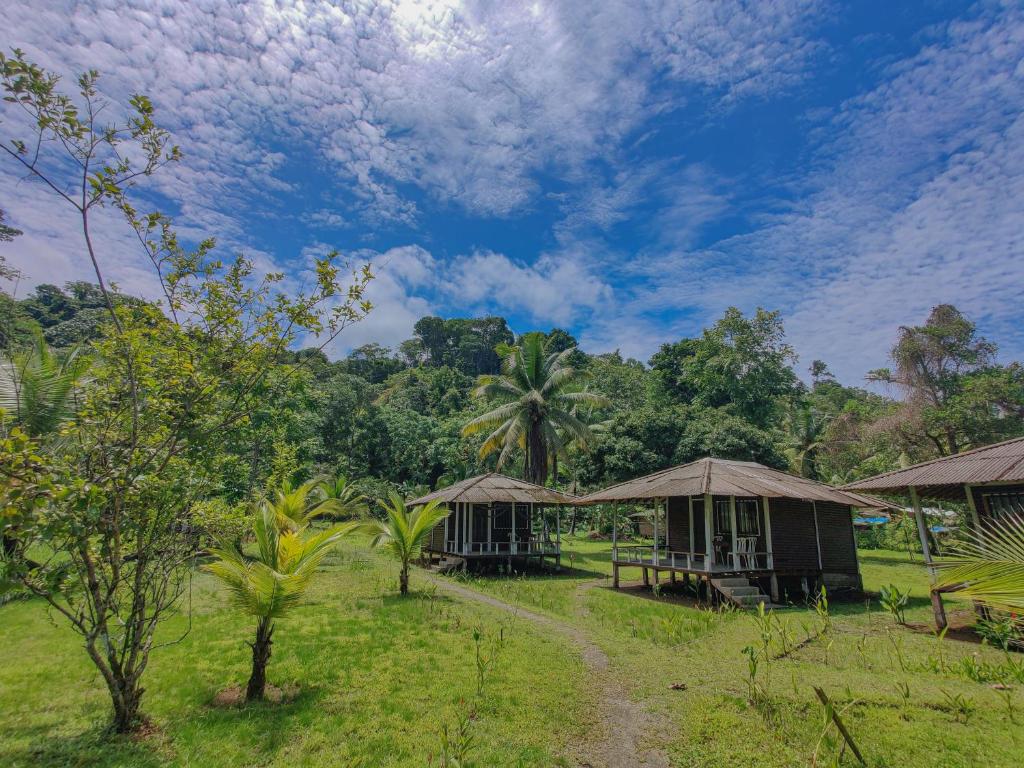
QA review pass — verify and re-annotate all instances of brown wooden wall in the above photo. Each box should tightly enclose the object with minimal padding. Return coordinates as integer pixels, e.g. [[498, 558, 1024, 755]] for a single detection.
[[667, 496, 690, 552], [814, 501, 859, 574], [767, 498, 822, 571]]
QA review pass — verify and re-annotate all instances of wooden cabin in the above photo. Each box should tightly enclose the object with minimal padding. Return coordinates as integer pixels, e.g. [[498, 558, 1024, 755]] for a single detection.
[[844, 436, 1024, 627], [412, 473, 576, 570], [576, 457, 887, 606]]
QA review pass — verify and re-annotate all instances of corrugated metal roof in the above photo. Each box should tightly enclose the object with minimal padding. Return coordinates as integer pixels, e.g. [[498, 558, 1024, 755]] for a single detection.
[[409, 473, 578, 505], [576, 457, 888, 508], [842, 436, 1024, 496]]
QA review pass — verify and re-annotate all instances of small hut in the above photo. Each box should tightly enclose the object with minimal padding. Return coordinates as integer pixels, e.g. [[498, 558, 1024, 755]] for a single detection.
[[576, 457, 887, 605], [412, 473, 576, 570], [843, 435, 1024, 627]]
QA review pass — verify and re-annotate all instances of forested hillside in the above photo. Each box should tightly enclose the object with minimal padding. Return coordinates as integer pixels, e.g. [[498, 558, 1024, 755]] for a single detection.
[[5, 282, 1022, 505]]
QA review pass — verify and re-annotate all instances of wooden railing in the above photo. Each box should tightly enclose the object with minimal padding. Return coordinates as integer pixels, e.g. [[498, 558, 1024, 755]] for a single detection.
[[614, 546, 772, 572], [443, 540, 560, 556]]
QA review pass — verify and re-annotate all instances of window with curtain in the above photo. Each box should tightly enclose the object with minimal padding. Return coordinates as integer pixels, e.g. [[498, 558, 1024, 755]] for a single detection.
[[736, 499, 760, 536]]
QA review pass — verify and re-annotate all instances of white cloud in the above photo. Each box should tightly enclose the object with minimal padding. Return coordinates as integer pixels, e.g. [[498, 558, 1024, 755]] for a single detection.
[[569, 4, 1024, 378]]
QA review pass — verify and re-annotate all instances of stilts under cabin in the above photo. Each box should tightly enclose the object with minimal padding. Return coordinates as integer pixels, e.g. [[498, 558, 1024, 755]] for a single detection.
[[576, 457, 889, 607], [412, 473, 576, 572]]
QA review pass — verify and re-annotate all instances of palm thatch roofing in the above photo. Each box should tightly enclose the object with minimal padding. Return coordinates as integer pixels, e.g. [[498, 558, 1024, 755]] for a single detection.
[[842, 436, 1024, 500], [576, 457, 888, 508], [409, 473, 578, 506]]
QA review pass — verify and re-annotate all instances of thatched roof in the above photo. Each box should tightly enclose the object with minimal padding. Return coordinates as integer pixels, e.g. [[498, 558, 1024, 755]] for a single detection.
[[409, 473, 577, 505], [576, 457, 887, 508], [843, 436, 1024, 500]]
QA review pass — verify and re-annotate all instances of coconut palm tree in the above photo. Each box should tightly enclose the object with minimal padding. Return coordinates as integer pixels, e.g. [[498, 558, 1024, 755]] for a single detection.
[[205, 502, 358, 701], [0, 333, 90, 557], [786, 402, 831, 479], [362, 493, 448, 595], [317, 475, 369, 519], [935, 514, 1024, 615], [0, 332, 90, 437], [461, 333, 608, 486], [268, 476, 365, 532]]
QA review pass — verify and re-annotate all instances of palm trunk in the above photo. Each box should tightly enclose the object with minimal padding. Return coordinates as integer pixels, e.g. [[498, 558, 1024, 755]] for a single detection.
[[527, 422, 547, 486], [246, 618, 274, 701], [400, 562, 410, 595]]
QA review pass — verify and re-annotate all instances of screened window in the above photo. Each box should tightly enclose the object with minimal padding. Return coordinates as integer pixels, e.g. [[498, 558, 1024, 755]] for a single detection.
[[492, 504, 512, 530], [736, 499, 760, 536], [983, 492, 1024, 519], [713, 500, 732, 533], [713, 499, 760, 537]]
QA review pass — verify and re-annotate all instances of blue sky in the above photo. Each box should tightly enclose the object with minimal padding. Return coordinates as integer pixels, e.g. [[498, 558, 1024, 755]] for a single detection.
[[2, 0, 1023, 383]]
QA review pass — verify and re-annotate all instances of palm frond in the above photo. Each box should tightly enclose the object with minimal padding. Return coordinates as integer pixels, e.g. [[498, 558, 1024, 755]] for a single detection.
[[934, 514, 1024, 614]]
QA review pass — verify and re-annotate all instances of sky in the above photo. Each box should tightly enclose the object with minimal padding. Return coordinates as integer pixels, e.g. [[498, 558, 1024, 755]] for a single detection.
[[1, 0, 1023, 384]]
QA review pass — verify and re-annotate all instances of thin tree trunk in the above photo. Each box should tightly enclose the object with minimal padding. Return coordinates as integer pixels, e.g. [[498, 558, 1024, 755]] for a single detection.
[[246, 618, 274, 701], [84, 637, 145, 733], [400, 562, 409, 595]]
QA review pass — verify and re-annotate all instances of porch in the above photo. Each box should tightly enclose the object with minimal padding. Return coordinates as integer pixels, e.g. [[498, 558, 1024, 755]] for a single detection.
[[422, 491, 564, 565], [613, 544, 773, 573]]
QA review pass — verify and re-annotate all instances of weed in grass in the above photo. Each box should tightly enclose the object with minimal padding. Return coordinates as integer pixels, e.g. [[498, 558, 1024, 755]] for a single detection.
[[992, 684, 1017, 723], [772, 613, 795, 658], [895, 681, 912, 721], [812, 687, 865, 767], [752, 602, 773, 659], [1000, 652, 1024, 684], [741, 644, 776, 724], [878, 584, 910, 625], [855, 634, 870, 670], [941, 689, 976, 724], [435, 708, 476, 767], [815, 586, 833, 636], [977, 616, 1022, 652], [887, 630, 908, 673]]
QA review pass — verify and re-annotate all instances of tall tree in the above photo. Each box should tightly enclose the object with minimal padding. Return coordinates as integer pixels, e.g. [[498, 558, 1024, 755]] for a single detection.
[[651, 308, 799, 427], [462, 333, 607, 486], [0, 52, 372, 732], [868, 304, 1021, 456]]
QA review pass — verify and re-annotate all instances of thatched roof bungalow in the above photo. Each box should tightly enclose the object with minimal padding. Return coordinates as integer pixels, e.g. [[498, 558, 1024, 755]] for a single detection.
[[411, 473, 576, 569], [577, 457, 887, 606]]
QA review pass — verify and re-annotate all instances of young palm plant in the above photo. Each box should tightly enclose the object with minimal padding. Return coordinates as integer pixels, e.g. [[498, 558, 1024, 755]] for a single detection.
[[935, 514, 1024, 615], [363, 493, 449, 595], [270, 476, 365, 532], [0, 331, 91, 437], [205, 502, 358, 701], [461, 333, 608, 486]]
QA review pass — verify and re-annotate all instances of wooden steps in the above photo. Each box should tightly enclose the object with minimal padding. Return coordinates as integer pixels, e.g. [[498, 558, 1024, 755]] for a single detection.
[[710, 576, 769, 608]]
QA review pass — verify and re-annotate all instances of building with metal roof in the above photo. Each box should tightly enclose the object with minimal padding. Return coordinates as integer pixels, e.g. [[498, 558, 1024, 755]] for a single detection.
[[412, 473, 576, 569], [576, 457, 885, 606]]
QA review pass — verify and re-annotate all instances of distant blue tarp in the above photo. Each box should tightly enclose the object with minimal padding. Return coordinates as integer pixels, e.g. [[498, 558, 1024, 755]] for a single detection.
[[930, 525, 954, 534], [854, 516, 889, 526]]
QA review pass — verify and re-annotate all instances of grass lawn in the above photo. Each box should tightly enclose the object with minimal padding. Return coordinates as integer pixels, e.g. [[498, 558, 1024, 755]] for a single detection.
[[1, 536, 1022, 767], [0, 539, 595, 767], [453, 537, 1024, 767]]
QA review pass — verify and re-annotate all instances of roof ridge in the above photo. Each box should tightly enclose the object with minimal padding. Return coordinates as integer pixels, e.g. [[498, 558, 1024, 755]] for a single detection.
[[841, 435, 1024, 487]]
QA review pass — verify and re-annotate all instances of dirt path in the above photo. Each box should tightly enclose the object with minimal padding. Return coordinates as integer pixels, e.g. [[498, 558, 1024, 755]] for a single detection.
[[427, 576, 669, 768]]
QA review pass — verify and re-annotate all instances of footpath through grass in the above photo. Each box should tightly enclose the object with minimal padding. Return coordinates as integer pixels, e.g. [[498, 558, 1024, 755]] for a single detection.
[[0, 539, 595, 768], [451, 537, 1024, 767]]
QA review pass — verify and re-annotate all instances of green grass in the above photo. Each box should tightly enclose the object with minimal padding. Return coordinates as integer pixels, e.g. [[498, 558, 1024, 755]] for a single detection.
[[452, 537, 1024, 767], [0, 540, 595, 767], [2, 537, 1022, 767]]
